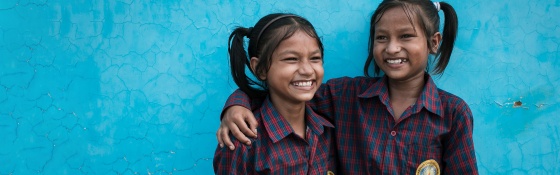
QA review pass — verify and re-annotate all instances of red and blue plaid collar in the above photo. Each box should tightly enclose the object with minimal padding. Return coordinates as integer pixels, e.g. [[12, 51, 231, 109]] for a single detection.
[[258, 97, 334, 143], [358, 73, 444, 118]]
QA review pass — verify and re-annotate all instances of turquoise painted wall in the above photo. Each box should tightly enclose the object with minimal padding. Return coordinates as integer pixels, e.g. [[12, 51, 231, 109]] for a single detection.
[[1, 0, 558, 174]]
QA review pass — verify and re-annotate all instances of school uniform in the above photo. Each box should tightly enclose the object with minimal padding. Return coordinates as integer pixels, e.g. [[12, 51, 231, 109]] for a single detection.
[[213, 96, 336, 175], [223, 73, 478, 174]]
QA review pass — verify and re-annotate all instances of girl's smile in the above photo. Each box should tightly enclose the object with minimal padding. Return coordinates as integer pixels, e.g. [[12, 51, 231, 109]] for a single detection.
[[259, 30, 324, 105], [373, 6, 440, 82]]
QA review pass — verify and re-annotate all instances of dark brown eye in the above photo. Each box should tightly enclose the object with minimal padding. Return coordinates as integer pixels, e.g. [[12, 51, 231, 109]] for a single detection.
[[310, 56, 322, 61], [401, 34, 414, 38], [283, 57, 298, 61]]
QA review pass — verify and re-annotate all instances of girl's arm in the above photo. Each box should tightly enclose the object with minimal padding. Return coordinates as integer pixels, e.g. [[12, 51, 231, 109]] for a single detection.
[[307, 77, 346, 121], [217, 89, 262, 150], [443, 102, 479, 174], [217, 77, 349, 149]]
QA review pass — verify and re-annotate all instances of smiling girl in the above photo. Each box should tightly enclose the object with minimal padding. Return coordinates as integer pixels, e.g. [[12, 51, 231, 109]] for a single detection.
[[213, 13, 336, 175]]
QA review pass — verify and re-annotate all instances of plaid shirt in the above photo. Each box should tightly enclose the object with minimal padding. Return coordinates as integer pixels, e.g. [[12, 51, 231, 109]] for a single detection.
[[214, 97, 336, 175], [222, 74, 478, 174]]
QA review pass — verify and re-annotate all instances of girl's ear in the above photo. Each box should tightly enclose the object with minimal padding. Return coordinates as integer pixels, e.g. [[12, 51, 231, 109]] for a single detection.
[[250, 57, 266, 80], [430, 32, 442, 54]]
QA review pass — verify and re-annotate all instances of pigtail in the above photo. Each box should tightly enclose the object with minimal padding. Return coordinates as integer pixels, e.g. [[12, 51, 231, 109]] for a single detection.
[[228, 27, 266, 98], [433, 1, 458, 74]]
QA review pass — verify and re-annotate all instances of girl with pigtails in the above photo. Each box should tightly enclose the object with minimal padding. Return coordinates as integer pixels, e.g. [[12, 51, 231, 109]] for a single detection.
[[217, 1, 478, 174], [213, 13, 337, 174]]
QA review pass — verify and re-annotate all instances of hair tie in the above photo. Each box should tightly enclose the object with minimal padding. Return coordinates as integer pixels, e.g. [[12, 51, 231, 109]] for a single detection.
[[433, 2, 441, 12], [255, 15, 297, 46], [247, 27, 254, 37]]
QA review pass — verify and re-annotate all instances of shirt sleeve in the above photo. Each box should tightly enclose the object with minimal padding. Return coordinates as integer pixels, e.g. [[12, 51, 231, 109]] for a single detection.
[[220, 89, 263, 120], [442, 102, 479, 174], [213, 136, 252, 175], [220, 77, 350, 121], [307, 77, 349, 121]]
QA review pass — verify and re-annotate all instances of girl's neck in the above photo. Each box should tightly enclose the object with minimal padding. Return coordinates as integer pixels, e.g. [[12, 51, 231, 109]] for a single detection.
[[269, 95, 306, 138], [387, 72, 426, 120], [387, 72, 426, 99]]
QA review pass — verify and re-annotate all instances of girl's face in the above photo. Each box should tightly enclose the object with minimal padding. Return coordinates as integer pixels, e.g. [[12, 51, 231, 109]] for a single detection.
[[373, 7, 439, 81], [256, 30, 323, 105]]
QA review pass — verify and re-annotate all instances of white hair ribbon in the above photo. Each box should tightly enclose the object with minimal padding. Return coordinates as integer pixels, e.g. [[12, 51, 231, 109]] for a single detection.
[[433, 2, 441, 11]]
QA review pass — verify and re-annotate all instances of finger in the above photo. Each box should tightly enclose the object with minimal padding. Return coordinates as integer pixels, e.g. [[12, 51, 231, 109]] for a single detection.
[[221, 126, 235, 150], [245, 113, 259, 138], [217, 126, 225, 148], [228, 122, 251, 146], [235, 115, 257, 139]]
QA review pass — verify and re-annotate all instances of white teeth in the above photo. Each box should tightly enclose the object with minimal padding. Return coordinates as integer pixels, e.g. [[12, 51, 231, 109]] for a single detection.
[[387, 59, 406, 64], [293, 81, 312, 87]]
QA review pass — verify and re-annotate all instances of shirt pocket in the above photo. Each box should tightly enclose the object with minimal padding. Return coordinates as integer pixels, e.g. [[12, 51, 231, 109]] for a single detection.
[[406, 144, 442, 172]]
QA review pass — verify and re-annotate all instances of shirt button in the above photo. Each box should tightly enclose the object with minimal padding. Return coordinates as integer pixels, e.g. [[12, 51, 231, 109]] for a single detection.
[[390, 131, 397, 136]]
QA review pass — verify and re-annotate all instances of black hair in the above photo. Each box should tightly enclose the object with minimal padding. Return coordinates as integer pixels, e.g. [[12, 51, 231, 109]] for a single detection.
[[228, 13, 324, 98], [364, 0, 458, 76]]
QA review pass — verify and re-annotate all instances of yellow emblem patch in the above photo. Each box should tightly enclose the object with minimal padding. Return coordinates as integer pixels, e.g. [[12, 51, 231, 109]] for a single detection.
[[327, 170, 335, 175], [416, 159, 440, 175]]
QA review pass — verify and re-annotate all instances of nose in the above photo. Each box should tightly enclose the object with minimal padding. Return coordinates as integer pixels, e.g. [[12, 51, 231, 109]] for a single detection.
[[385, 40, 401, 54], [298, 60, 313, 76]]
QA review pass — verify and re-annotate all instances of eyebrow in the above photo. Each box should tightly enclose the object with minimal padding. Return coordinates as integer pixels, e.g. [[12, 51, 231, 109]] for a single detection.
[[277, 49, 321, 56], [375, 26, 416, 33]]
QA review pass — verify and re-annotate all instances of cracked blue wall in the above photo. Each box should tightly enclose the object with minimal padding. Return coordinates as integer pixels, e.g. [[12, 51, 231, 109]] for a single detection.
[[0, 0, 558, 174]]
